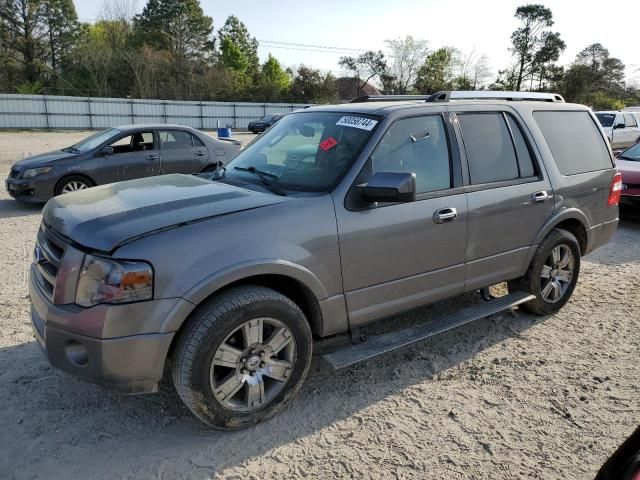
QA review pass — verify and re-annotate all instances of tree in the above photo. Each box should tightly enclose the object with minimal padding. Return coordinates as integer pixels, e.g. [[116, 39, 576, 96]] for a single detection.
[[384, 36, 429, 94], [256, 54, 290, 101], [289, 65, 338, 103], [453, 49, 492, 90], [134, 0, 213, 59], [0, 0, 47, 84], [414, 47, 455, 94], [338, 50, 387, 96], [41, 0, 81, 83], [559, 43, 626, 108], [510, 4, 564, 90], [217, 15, 258, 75]]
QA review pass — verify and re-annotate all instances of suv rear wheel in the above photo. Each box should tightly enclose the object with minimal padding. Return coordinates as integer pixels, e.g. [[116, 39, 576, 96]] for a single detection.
[[172, 285, 312, 429], [509, 228, 581, 315]]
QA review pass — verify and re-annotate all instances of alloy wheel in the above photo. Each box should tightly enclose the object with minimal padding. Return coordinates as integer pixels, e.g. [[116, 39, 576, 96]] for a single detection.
[[61, 181, 89, 193], [210, 317, 296, 412], [540, 244, 575, 303]]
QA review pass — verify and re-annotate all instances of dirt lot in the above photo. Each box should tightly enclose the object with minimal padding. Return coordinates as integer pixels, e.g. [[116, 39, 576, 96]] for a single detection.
[[0, 131, 639, 479]]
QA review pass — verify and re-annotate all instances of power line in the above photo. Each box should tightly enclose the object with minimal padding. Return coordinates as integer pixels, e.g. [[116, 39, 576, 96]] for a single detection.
[[258, 40, 366, 54]]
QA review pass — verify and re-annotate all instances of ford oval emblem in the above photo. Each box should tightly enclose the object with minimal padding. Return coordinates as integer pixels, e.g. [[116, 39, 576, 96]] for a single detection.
[[33, 246, 43, 264]]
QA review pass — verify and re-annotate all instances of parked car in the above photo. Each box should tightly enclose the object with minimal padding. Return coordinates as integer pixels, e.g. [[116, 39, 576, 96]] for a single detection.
[[30, 91, 619, 429], [248, 114, 284, 133], [615, 142, 640, 203], [595, 111, 640, 150], [5, 124, 242, 203]]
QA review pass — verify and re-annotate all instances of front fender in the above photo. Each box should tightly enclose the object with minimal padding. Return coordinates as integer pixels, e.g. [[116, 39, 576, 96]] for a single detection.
[[159, 259, 330, 333]]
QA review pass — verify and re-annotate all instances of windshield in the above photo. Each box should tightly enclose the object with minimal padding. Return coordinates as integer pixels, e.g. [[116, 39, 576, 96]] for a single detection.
[[225, 111, 379, 192], [69, 128, 119, 153], [619, 143, 640, 162], [596, 113, 616, 127]]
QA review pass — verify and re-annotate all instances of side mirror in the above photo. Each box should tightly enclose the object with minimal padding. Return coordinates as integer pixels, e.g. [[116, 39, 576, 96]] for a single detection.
[[614, 123, 626, 130], [101, 146, 114, 156], [356, 172, 416, 203]]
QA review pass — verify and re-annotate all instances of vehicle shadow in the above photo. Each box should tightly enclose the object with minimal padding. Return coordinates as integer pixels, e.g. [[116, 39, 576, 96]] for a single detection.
[[0, 199, 42, 219], [0, 293, 546, 478]]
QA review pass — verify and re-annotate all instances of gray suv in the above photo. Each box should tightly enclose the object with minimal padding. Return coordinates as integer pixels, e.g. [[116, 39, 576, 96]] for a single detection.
[[29, 91, 620, 429]]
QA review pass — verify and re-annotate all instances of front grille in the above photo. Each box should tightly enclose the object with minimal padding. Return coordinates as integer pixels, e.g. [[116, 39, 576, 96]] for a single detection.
[[33, 225, 67, 302]]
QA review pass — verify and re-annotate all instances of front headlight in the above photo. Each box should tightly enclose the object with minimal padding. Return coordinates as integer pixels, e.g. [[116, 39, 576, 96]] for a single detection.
[[22, 166, 53, 179], [75, 255, 153, 307]]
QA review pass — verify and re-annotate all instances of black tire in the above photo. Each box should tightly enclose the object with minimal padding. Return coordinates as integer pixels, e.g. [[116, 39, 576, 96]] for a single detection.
[[54, 175, 95, 196], [509, 228, 581, 315], [172, 285, 313, 429]]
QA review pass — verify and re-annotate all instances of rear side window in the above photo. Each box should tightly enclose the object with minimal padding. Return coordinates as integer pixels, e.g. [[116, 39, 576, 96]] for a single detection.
[[458, 113, 527, 184], [533, 111, 612, 175], [159, 130, 194, 149]]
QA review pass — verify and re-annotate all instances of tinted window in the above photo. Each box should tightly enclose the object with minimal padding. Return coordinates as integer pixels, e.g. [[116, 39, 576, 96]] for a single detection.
[[370, 115, 451, 193], [109, 131, 154, 154], [506, 115, 535, 178], [159, 130, 193, 149], [624, 114, 637, 127], [458, 113, 519, 184], [595, 113, 616, 127], [533, 111, 612, 175]]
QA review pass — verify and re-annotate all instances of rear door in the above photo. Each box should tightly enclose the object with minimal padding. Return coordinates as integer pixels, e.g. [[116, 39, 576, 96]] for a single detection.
[[624, 114, 640, 147], [158, 129, 198, 174], [449, 107, 554, 290], [336, 112, 468, 326], [99, 130, 158, 184]]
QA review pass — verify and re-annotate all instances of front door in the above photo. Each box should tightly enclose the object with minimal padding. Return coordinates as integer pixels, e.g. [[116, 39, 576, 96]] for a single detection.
[[449, 108, 554, 289], [336, 113, 468, 326], [158, 129, 198, 174], [99, 130, 158, 184]]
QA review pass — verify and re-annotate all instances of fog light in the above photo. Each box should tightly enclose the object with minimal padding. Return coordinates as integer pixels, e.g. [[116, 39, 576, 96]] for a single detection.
[[65, 340, 88, 367]]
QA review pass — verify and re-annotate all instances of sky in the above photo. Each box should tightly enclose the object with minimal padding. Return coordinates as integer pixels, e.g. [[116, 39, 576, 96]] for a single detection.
[[73, 0, 640, 84]]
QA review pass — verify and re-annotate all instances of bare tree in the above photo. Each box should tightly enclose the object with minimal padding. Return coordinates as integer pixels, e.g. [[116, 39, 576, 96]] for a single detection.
[[384, 36, 429, 93], [453, 48, 492, 90]]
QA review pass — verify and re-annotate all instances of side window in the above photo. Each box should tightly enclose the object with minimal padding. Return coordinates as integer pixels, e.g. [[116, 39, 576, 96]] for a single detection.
[[109, 131, 154, 154], [505, 115, 536, 178], [159, 130, 194, 150], [458, 113, 519, 184], [624, 114, 637, 128], [533, 111, 612, 175], [192, 134, 205, 147], [370, 115, 451, 193]]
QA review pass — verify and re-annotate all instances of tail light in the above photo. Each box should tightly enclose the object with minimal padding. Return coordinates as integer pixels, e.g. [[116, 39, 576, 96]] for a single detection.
[[608, 172, 622, 207]]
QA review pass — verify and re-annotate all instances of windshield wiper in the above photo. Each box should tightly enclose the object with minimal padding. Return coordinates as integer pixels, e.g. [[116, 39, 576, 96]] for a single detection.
[[618, 155, 637, 161], [233, 166, 286, 196], [63, 146, 80, 153]]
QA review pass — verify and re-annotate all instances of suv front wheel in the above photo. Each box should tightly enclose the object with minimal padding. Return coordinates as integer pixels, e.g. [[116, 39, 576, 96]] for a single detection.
[[172, 285, 312, 429], [509, 228, 581, 315]]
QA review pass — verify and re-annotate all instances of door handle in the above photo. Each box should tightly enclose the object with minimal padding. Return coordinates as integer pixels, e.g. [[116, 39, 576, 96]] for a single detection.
[[433, 207, 457, 224], [145, 154, 159, 161], [531, 190, 550, 203], [194, 150, 206, 157]]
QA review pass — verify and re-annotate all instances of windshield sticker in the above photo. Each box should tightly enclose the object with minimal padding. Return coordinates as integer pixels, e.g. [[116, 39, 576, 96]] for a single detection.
[[336, 116, 378, 131], [319, 137, 338, 152]]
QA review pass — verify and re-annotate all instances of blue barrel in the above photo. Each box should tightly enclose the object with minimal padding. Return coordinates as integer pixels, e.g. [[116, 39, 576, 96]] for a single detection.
[[217, 127, 232, 138]]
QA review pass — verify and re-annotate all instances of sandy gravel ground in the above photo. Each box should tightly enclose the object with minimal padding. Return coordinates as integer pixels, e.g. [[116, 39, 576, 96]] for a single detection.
[[0, 131, 638, 479]]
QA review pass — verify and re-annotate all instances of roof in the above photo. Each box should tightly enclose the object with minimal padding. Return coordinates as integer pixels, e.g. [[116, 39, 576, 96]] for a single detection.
[[114, 123, 195, 131]]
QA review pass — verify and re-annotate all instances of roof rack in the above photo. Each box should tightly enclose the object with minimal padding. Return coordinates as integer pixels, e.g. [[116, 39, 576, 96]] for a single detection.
[[350, 95, 433, 103], [350, 90, 565, 104]]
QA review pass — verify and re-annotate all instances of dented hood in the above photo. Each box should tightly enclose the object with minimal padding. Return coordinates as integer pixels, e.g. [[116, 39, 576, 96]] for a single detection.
[[43, 174, 290, 252]]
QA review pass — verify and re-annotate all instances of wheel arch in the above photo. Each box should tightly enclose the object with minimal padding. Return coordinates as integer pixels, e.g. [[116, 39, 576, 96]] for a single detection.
[[54, 173, 97, 194], [165, 260, 330, 342], [534, 209, 589, 255]]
